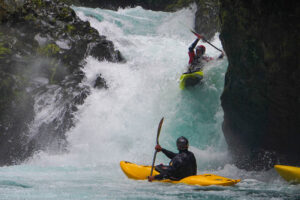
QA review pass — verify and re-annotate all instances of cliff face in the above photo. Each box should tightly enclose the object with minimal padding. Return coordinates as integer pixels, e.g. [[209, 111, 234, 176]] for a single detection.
[[194, 0, 220, 40], [219, 0, 300, 170], [0, 0, 123, 165]]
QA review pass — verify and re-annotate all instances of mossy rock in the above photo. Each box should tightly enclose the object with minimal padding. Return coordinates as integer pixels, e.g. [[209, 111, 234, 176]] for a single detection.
[[66, 24, 75, 33], [31, 0, 45, 7], [37, 43, 60, 57], [0, 42, 11, 58]]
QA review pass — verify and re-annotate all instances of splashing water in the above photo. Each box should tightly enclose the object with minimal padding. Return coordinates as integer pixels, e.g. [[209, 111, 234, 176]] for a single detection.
[[0, 5, 299, 200]]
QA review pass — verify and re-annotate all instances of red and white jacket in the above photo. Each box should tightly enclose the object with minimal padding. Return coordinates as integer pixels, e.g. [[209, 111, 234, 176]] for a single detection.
[[188, 39, 213, 66]]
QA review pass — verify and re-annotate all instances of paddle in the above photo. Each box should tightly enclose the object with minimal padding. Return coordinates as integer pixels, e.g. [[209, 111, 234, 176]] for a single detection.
[[150, 117, 164, 177], [190, 29, 224, 53]]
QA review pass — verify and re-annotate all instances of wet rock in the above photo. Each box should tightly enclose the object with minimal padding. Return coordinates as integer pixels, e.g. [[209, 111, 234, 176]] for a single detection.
[[219, 0, 300, 170], [0, 0, 124, 165], [194, 0, 220, 41], [94, 74, 108, 89]]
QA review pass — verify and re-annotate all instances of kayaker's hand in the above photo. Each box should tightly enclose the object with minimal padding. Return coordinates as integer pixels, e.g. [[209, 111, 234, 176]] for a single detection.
[[195, 33, 202, 39], [155, 144, 162, 152], [218, 51, 224, 59], [148, 176, 155, 182]]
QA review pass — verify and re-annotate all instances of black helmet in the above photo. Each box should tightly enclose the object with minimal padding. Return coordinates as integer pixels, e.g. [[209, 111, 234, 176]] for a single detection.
[[176, 136, 189, 150]]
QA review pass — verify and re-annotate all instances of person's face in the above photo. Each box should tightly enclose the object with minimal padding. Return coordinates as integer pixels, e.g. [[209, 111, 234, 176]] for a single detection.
[[196, 49, 202, 56]]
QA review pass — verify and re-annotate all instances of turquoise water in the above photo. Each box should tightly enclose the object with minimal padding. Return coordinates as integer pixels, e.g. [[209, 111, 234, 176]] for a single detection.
[[0, 5, 299, 200]]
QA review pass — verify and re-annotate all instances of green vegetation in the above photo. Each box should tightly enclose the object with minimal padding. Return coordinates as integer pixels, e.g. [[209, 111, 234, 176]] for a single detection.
[[0, 42, 11, 58], [37, 44, 61, 84], [59, 7, 72, 19], [24, 13, 36, 21], [66, 24, 75, 32], [37, 43, 60, 57], [31, 0, 45, 7]]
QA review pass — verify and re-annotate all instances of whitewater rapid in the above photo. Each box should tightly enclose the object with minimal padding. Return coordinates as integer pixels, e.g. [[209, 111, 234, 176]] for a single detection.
[[28, 5, 228, 170], [1, 5, 298, 200]]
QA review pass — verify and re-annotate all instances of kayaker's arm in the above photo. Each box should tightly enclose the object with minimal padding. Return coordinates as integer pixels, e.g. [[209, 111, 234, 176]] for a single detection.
[[188, 38, 199, 53], [203, 52, 224, 62], [161, 148, 176, 159], [188, 39, 200, 64], [155, 145, 176, 159], [203, 56, 213, 62]]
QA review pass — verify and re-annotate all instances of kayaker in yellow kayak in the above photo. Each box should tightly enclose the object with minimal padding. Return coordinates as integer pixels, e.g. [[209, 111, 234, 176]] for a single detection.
[[148, 136, 197, 182]]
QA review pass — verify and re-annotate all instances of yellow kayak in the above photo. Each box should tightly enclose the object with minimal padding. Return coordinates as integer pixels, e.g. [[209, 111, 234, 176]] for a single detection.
[[274, 165, 300, 184], [179, 70, 204, 89], [120, 161, 240, 186]]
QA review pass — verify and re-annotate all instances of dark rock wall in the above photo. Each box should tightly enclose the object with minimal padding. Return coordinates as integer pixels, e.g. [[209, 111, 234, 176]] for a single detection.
[[194, 0, 220, 40], [219, 0, 300, 170]]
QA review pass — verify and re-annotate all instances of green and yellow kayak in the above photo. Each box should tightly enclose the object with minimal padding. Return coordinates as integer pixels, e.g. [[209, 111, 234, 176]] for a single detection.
[[120, 161, 240, 186], [179, 70, 204, 89], [274, 165, 300, 184]]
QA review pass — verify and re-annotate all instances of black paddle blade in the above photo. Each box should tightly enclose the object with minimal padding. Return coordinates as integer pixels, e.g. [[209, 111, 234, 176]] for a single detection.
[[190, 29, 223, 53], [150, 117, 164, 177], [156, 117, 164, 145], [150, 151, 158, 177]]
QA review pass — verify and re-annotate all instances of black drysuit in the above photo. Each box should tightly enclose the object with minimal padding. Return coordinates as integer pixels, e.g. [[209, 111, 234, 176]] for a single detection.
[[154, 148, 197, 181]]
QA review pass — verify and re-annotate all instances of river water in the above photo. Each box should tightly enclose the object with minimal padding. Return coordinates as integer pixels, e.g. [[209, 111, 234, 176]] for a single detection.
[[0, 4, 299, 200]]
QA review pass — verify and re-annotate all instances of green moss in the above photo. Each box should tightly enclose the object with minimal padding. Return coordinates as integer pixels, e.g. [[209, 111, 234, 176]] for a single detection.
[[24, 13, 36, 21], [0, 76, 13, 89], [66, 24, 75, 32], [0, 42, 11, 58], [221, 10, 228, 22], [89, 28, 97, 34], [31, 0, 45, 7], [36, 44, 64, 84], [59, 7, 72, 19], [37, 43, 60, 57]]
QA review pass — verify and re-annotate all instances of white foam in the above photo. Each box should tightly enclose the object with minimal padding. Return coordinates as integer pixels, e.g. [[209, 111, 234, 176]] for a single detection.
[[28, 5, 227, 170]]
